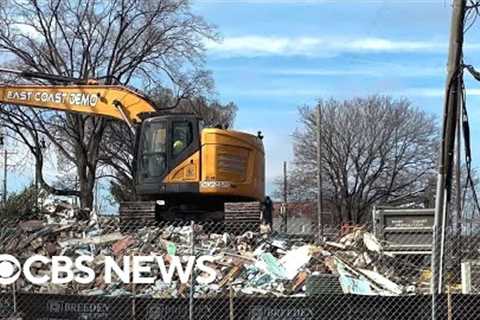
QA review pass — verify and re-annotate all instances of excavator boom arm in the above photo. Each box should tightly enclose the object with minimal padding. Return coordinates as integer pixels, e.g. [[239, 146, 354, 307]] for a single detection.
[[0, 84, 157, 123]]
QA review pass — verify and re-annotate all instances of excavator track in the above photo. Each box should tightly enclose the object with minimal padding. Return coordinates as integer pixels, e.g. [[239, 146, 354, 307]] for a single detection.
[[224, 202, 262, 234], [119, 201, 158, 230], [120, 201, 263, 234]]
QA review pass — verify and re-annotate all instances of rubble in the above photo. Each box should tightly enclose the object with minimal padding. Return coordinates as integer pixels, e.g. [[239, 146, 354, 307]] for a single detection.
[[0, 204, 430, 298]]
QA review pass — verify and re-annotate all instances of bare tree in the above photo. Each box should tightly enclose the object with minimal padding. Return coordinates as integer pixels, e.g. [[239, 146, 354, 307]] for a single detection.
[[148, 86, 238, 128], [276, 96, 439, 224], [0, 0, 217, 209]]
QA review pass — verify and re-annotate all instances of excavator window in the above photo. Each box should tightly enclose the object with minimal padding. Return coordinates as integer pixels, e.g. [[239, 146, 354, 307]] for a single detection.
[[172, 121, 193, 157], [141, 121, 167, 178]]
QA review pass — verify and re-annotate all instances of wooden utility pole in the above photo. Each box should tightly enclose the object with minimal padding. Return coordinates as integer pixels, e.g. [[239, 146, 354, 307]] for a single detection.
[[3, 147, 6, 205], [316, 104, 324, 242], [2, 148, 17, 208], [282, 161, 288, 233], [432, 0, 466, 317]]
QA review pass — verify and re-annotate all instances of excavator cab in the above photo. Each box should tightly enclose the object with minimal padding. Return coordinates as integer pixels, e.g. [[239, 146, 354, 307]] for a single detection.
[[135, 114, 200, 196]]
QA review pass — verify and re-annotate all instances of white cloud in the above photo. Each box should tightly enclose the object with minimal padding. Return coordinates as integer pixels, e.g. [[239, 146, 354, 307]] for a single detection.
[[270, 65, 445, 78], [459, 88, 480, 97], [13, 23, 42, 39], [197, 0, 443, 3], [230, 88, 326, 97], [197, 0, 327, 3], [222, 86, 480, 99], [397, 88, 444, 97], [213, 63, 446, 79], [205, 36, 454, 57], [347, 38, 443, 51], [397, 88, 480, 98]]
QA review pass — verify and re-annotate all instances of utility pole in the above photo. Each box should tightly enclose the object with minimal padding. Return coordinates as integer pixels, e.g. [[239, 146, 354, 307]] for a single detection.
[[432, 0, 465, 318], [35, 155, 39, 211], [316, 104, 324, 242], [3, 147, 6, 205], [0, 134, 15, 208], [34, 138, 46, 211], [282, 161, 288, 233], [455, 89, 462, 275]]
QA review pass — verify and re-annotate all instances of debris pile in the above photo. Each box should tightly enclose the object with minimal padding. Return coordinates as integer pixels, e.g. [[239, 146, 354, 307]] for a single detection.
[[0, 203, 428, 298]]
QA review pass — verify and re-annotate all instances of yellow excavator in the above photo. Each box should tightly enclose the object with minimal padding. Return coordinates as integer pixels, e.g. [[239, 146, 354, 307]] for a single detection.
[[0, 68, 266, 231]]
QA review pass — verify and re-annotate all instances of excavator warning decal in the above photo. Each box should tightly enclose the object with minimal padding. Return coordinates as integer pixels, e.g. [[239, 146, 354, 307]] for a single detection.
[[200, 181, 232, 189]]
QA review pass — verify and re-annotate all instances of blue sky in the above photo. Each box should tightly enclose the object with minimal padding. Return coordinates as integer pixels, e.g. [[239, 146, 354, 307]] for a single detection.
[[6, 0, 480, 205], [192, 0, 480, 194]]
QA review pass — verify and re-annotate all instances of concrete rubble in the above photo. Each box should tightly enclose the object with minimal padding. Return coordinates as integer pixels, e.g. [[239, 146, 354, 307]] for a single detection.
[[0, 203, 429, 298]]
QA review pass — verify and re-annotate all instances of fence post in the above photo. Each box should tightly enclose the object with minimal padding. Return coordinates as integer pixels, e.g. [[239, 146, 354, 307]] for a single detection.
[[189, 220, 195, 320], [229, 283, 234, 320], [131, 282, 136, 320], [12, 284, 16, 317]]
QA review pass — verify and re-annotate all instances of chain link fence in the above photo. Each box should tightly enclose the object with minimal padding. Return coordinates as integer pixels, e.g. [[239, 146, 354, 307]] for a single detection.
[[0, 204, 478, 320]]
